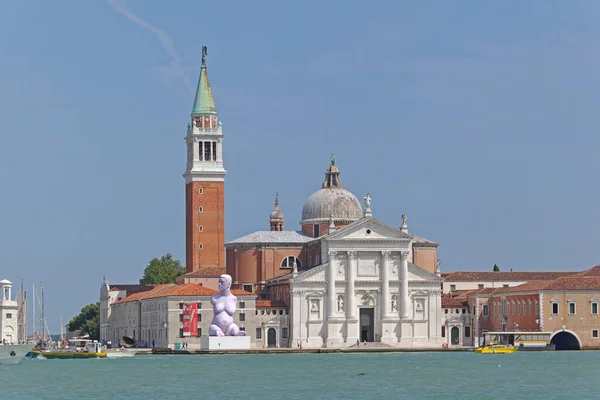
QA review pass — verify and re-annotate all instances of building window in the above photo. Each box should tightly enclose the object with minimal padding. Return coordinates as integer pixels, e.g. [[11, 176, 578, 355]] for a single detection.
[[535, 300, 539, 315], [239, 302, 245, 309], [243, 284, 253, 293], [198, 328, 202, 337], [256, 328, 262, 339], [552, 301, 559, 315], [6, 313, 12, 319], [239, 313, 245, 322], [199, 244, 203, 250], [507, 301, 511, 315], [478, 284, 484, 289], [179, 328, 184, 338], [281, 256, 302, 270], [199, 225, 203, 232], [198, 314, 202, 322], [464, 326, 471, 338], [483, 304, 489, 316], [441, 326, 445, 337], [473, 306, 476, 315], [179, 314, 183, 322], [444, 309, 448, 314], [199, 206, 203, 213], [281, 327, 288, 339], [569, 301, 576, 315], [198, 188, 203, 195], [462, 309, 466, 314], [450, 284, 456, 291], [503, 284, 509, 288], [204, 141, 211, 161], [313, 224, 320, 237], [592, 302, 598, 315], [517, 301, 521, 315], [528, 300, 532, 315], [593, 329, 599, 338]]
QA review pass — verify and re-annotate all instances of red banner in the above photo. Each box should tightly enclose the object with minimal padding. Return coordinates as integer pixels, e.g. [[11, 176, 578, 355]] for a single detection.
[[182, 303, 198, 337]]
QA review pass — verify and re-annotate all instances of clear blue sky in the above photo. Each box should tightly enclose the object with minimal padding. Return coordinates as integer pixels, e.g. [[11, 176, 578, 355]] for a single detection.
[[1, 0, 600, 332]]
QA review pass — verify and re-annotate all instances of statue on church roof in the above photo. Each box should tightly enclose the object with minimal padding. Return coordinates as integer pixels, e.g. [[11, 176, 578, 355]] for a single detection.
[[364, 193, 371, 209], [330, 153, 335, 166], [402, 213, 408, 227]]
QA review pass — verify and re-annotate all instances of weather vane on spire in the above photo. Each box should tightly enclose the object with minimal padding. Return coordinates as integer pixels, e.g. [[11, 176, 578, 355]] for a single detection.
[[202, 45, 208, 64]]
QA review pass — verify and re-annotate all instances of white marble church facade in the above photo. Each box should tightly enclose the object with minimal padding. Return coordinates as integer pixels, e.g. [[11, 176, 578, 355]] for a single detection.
[[288, 217, 444, 348]]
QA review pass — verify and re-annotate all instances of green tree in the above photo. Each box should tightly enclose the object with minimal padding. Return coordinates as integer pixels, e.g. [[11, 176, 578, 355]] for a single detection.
[[493, 264, 500, 272], [139, 253, 185, 284], [68, 302, 100, 340]]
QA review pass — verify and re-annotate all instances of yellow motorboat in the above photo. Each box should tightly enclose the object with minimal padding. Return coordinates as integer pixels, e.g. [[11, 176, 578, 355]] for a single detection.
[[474, 344, 518, 354]]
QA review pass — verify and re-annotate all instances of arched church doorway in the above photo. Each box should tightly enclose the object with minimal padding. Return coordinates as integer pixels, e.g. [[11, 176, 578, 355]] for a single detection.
[[550, 331, 581, 350], [267, 328, 277, 347], [450, 327, 460, 345]]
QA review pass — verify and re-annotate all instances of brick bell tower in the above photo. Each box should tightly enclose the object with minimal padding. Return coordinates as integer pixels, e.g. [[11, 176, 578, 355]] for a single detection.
[[183, 46, 226, 273]]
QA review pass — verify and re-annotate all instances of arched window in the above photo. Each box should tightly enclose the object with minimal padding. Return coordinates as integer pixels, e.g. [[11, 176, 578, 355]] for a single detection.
[[281, 256, 302, 269]]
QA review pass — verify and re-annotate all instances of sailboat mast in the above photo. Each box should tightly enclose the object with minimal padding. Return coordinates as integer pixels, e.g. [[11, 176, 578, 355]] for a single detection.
[[40, 282, 44, 345], [32, 283, 36, 341]]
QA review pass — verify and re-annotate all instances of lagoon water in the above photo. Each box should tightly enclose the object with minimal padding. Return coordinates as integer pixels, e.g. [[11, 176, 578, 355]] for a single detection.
[[3, 351, 598, 399]]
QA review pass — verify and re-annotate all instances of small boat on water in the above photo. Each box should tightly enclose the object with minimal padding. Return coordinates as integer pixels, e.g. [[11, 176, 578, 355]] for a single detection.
[[474, 344, 518, 354], [105, 348, 137, 358], [31, 339, 106, 359], [0, 343, 36, 364]]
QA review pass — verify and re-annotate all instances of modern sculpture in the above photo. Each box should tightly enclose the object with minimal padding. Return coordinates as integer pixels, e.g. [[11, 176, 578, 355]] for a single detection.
[[209, 274, 247, 337]]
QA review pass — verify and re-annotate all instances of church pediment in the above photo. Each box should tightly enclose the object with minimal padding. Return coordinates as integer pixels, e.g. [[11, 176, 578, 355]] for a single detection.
[[407, 263, 443, 283], [325, 217, 411, 242], [291, 263, 328, 283]]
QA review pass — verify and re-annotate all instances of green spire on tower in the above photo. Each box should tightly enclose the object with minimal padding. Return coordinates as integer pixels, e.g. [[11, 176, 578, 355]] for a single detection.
[[191, 46, 217, 115]]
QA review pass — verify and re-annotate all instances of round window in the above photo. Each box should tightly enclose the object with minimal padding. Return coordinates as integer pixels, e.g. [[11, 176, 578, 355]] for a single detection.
[[366, 229, 372, 235]]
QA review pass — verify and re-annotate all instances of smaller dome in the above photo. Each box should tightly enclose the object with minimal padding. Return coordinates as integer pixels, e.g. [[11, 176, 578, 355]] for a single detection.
[[269, 193, 284, 221], [0, 279, 12, 285]]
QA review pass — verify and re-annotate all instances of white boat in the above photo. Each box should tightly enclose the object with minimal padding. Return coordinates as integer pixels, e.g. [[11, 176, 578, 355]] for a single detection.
[[104, 347, 137, 358], [0, 343, 35, 365]]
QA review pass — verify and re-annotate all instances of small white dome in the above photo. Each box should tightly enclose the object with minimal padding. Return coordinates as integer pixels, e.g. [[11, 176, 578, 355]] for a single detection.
[[0, 279, 12, 285]]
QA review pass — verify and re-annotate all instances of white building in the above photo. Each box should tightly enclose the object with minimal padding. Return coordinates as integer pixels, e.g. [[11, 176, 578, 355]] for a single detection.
[[283, 217, 444, 348], [0, 280, 18, 344]]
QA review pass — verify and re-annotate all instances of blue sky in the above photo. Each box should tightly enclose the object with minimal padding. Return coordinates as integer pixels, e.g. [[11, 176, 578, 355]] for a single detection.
[[1, 0, 600, 331]]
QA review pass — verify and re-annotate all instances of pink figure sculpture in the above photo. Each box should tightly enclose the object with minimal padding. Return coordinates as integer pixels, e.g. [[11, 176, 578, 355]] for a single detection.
[[209, 274, 247, 336]]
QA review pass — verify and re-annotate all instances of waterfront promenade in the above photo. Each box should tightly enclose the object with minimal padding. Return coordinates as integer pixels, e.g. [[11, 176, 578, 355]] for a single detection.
[[138, 346, 473, 355]]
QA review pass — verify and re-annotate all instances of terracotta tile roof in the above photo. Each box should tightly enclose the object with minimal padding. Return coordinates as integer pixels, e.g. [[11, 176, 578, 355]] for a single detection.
[[113, 284, 173, 304], [256, 300, 287, 308], [493, 280, 551, 293], [443, 271, 576, 282], [544, 276, 600, 291], [109, 284, 155, 293], [574, 265, 600, 277], [141, 284, 219, 299], [231, 289, 254, 297], [442, 297, 468, 307], [180, 266, 225, 278]]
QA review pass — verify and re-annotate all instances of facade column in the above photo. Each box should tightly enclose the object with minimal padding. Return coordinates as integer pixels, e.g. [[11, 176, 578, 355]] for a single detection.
[[327, 251, 337, 319], [400, 251, 410, 319], [346, 251, 357, 320], [381, 251, 390, 318], [216, 137, 224, 164], [346, 251, 359, 344], [234, 249, 239, 284]]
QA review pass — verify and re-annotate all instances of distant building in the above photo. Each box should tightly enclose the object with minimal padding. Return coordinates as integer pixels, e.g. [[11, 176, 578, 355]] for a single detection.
[[0, 279, 18, 343], [107, 283, 255, 349], [464, 265, 600, 350]]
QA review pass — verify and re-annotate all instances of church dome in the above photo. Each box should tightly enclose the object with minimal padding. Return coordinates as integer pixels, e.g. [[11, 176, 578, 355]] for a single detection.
[[300, 156, 363, 225]]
